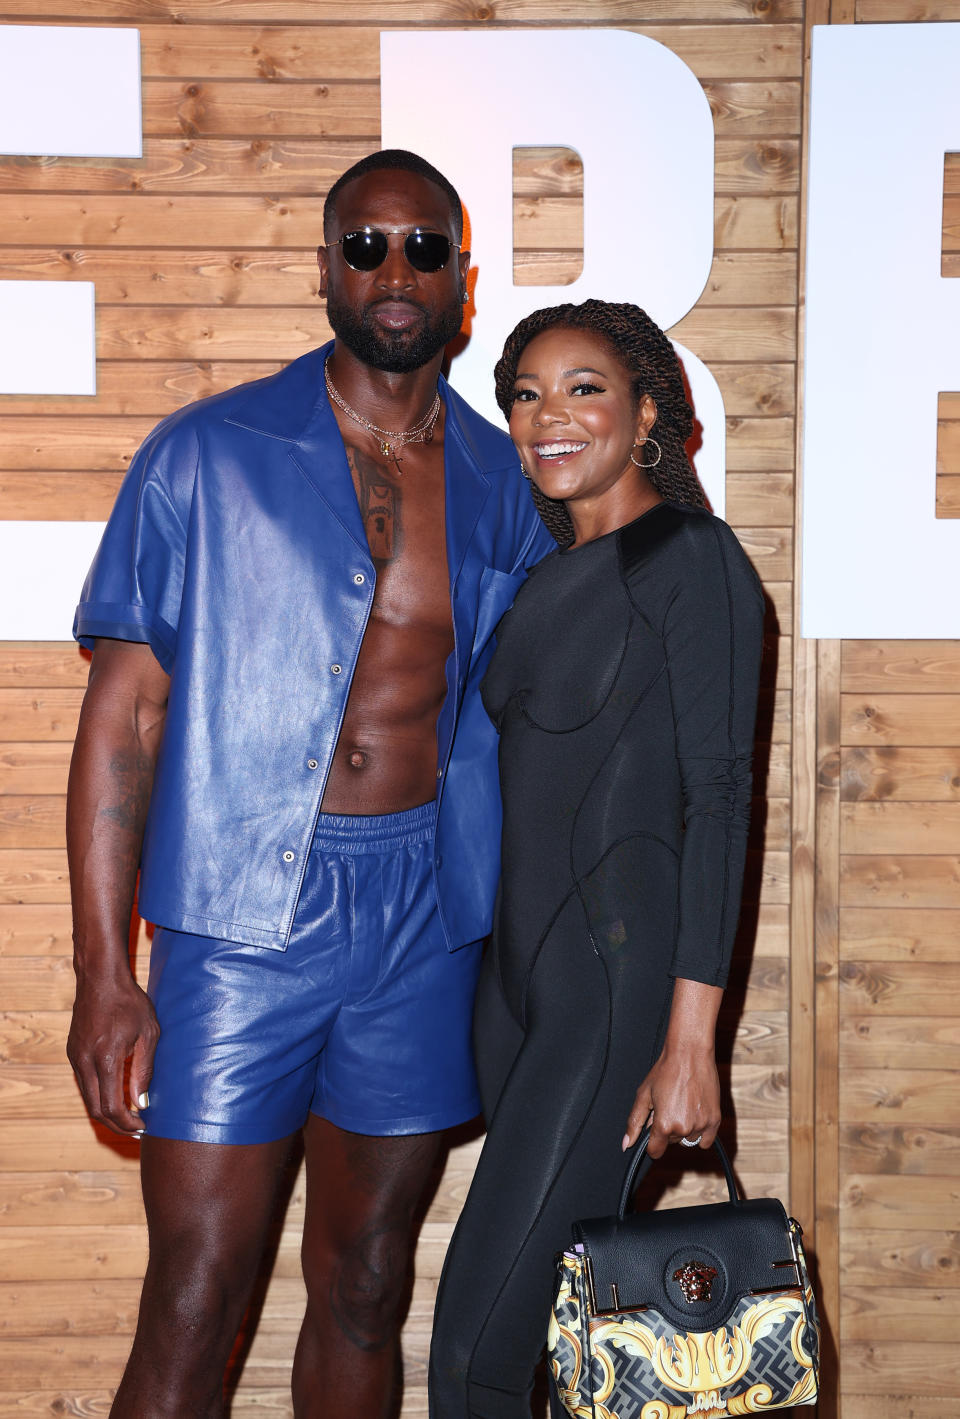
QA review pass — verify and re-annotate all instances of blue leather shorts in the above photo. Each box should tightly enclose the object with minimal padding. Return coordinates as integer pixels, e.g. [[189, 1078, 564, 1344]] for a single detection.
[[141, 801, 482, 1144]]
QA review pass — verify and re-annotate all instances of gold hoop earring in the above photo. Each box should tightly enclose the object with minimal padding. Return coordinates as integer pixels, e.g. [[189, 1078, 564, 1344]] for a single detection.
[[519, 460, 532, 481], [630, 437, 662, 470]]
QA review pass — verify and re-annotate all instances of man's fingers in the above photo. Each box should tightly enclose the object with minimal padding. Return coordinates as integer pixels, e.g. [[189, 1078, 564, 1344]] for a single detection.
[[129, 1031, 158, 1117], [95, 1048, 144, 1134]]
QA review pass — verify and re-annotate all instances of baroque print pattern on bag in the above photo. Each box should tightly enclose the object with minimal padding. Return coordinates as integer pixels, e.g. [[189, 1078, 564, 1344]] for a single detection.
[[548, 1250, 819, 1419]]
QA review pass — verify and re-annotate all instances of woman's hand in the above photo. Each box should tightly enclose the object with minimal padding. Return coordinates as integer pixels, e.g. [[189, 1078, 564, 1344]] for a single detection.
[[622, 978, 724, 1158]]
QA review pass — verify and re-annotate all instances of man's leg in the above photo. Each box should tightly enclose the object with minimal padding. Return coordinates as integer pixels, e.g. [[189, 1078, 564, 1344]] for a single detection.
[[292, 1114, 445, 1419], [111, 1133, 295, 1419]]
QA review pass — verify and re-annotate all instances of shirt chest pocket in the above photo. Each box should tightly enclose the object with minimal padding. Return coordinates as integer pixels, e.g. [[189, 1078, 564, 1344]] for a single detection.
[[469, 566, 529, 666]]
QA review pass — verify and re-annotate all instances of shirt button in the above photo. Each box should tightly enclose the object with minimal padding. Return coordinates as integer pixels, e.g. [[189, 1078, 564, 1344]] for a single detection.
[[330, 663, 343, 674], [307, 759, 319, 770], [282, 851, 295, 862], [353, 573, 365, 585]]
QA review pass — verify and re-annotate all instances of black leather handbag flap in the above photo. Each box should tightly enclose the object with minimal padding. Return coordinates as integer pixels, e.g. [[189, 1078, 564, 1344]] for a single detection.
[[574, 1195, 798, 1332]]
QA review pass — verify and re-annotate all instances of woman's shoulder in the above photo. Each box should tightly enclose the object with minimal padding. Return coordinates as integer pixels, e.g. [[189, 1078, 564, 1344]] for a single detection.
[[618, 502, 764, 606], [621, 505, 748, 570]]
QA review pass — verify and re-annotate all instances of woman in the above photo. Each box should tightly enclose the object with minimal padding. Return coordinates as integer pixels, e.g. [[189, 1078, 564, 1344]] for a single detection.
[[428, 300, 765, 1418]]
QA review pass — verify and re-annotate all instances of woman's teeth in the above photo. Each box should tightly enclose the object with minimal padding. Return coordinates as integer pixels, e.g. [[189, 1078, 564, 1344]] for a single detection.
[[536, 441, 587, 459]]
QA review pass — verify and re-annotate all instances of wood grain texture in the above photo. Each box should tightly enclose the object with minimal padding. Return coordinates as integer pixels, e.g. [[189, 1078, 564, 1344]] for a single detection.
[[841, 800, 960, 854], [841, 694, 960, 746], [841, 856, 960, 909], [838, 906, 960, 960], [0, 5, 803, 1414], [841, 746, 960, 802]]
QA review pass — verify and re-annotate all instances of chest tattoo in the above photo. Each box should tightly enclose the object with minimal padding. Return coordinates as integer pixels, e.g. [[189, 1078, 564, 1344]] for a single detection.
[[348, 444, 402, 564]]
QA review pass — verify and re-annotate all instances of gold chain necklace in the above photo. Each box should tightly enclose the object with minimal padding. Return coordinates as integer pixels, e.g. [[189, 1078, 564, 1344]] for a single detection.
[[324, 363, 441, 475]]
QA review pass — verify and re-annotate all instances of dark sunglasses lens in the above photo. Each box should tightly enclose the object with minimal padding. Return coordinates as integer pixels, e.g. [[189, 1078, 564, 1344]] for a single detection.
[[340, 230, 388, 271], [404, 231, 453, 272]]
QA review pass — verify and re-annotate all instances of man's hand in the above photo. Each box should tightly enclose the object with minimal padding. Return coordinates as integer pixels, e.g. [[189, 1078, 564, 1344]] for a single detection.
[[68, 975, 159, 1135]]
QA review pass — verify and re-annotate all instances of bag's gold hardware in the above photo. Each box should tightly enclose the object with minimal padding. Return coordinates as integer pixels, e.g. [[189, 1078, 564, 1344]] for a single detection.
[[673, 1260, 718, 1304], [583, 1253, 598, 1314], [582, 1254, 647, 1316]]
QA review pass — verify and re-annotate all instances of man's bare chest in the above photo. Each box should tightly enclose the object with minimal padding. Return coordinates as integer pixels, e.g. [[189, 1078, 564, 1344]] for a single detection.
[[346, 439, 452, 635]]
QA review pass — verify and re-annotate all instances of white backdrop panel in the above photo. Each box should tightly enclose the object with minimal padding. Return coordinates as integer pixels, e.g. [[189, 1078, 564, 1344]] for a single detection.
[[380, 30, 725, 513], [0, 522, 105, 640], [802, 23, 960, 638], [0, 24, 141, 157], [0, 280, 96, 394]]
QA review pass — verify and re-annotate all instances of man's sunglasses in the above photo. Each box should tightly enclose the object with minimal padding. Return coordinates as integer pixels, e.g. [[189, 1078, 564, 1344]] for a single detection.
[[328, 227, 461, 274]]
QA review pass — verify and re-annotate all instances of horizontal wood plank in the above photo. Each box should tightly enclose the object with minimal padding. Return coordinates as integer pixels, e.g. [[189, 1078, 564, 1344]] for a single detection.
[[841, 746, 960, 803], [841, 1069, 960, 1123], [840, 1174, 960, 1230], [0, 905, 75, 956], [841, 801, 960, 855], [0, 136, 799, 199], [0, 851, 71, 906], [842, 1284, 959, 1342], [841, 694, 960, 746], [842, 641, 960, 693], [840, 1124, 960, 1177], [841, 855, 960, 910], [840, 1228, 960, 1288], [0, 746, 72, 796], [0, 691, 83, 741], [839, 1341, 960, 1394], [724, 471, 794, 523], [838, 961, 960, 1016], [841, 1017, 960, 1070], [0, 18, 803, 74], [839, 906, 960, 961], [0, 193, 800, 251], [0, 799, 66, 850]]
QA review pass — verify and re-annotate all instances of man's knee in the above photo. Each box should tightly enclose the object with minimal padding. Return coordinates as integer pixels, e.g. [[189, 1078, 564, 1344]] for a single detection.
[[141, 1230, 259, 1352], [305, 1224, 411, 1352]]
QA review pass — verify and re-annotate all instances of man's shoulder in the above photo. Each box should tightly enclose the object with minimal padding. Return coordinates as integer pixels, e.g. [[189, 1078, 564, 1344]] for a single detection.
[[144, 346, 329, 453]]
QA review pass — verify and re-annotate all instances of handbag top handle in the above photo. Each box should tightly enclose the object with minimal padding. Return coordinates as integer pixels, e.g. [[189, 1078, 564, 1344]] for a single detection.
[[617, 1126, 741, 1219]]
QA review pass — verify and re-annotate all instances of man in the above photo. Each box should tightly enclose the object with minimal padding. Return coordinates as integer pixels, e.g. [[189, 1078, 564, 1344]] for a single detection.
[[66, 149, 554, 1418]]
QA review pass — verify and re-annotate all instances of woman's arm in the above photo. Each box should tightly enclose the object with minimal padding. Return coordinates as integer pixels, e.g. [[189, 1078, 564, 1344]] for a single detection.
[[621, 516, 765, 1157]]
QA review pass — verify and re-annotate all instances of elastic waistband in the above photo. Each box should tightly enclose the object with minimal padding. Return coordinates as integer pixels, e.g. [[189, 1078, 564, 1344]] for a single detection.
[[311, 799, 437, 854]]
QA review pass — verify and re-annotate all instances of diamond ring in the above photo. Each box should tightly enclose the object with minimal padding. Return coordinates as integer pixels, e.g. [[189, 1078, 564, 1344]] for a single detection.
[[680, 1134, 703, 1147]]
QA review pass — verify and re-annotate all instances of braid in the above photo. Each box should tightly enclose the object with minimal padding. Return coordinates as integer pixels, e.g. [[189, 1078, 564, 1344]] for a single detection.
[[494, 299, 707, 546]]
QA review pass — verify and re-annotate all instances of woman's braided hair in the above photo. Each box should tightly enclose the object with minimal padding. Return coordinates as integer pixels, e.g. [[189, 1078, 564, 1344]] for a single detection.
[[494, 299, 707, 545]]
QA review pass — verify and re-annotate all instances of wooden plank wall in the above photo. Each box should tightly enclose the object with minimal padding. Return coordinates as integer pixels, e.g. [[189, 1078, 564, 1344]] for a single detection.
[[807, 4, 960, 1419], [0, 2, 802, 1413]]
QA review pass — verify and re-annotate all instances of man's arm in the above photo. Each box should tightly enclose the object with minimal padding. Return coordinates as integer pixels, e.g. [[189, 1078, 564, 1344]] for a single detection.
[[66, 639, 171, 1135]]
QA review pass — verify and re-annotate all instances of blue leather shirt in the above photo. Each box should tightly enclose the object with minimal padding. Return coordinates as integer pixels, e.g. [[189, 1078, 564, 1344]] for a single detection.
[[74, 343, 555, 952]]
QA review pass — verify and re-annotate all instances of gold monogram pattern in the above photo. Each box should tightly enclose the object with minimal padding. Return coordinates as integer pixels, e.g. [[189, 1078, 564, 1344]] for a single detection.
[[548, 1246, 819, 1419]]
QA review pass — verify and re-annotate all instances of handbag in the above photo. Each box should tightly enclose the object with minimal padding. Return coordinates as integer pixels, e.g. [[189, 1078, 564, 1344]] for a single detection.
[[547, 1129, 820, 1418]]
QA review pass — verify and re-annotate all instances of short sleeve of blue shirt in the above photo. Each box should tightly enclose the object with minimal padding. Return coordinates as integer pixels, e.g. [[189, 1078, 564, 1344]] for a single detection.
[[73, 418, 194, 674]]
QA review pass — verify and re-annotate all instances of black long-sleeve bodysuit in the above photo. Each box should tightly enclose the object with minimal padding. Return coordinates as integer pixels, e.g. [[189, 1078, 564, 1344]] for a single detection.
[[428, 502, 766, 1419]]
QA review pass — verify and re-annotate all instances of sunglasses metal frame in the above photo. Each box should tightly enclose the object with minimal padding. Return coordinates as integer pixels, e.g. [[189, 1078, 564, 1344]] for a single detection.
[[328, 226, 461, 274]]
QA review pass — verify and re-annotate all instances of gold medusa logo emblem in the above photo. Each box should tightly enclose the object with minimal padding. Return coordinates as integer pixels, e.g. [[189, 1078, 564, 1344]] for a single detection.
[[672, 1260, 718, 1304]]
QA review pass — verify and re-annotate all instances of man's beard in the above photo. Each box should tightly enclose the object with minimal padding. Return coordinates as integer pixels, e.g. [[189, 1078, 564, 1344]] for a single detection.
[[326, 293, 463, 373]]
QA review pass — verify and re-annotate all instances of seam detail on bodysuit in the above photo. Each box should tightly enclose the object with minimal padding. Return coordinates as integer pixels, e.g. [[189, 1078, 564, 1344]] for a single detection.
[[515, 609, 633, 735], [714, 522, 737, 985], [464, 897, 616, 1407], [567, 660, 668, 884]]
